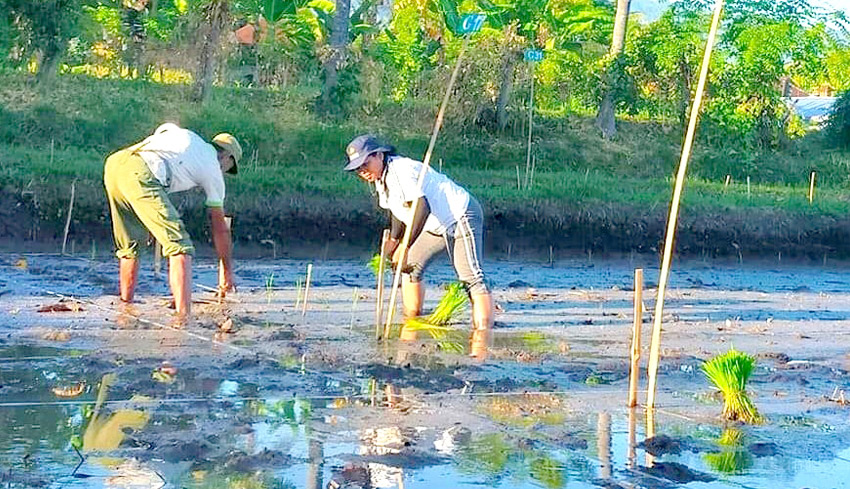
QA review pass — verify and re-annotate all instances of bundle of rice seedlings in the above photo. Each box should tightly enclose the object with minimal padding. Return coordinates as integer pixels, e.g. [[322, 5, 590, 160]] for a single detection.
[[427, 281, 469, 326], [402, 282, 469, 352], [702, 349, 762, 424], [367, 254, 391, 277], [717, 428, 744, 446], [704, 450, 752, 474]]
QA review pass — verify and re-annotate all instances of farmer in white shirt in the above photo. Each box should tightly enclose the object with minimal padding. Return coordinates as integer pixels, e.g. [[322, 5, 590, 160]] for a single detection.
[[344, 134, 494, 336], [103, 123, 240, 318]]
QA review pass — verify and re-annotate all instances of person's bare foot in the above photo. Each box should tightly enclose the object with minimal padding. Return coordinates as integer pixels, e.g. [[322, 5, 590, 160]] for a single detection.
[[469, 327, 491, 361]]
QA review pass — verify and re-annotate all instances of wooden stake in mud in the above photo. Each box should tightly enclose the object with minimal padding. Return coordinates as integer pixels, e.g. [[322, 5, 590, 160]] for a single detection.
[[646, 0, 724, 411], [375, 229, 390, 340], [61, 180, 76, 256], [301, 263, 313, 316], [383, 32, 476, 338], [808, 171, 816, 204], [626, 406, 637, 469], [628, 268, 643, 408]]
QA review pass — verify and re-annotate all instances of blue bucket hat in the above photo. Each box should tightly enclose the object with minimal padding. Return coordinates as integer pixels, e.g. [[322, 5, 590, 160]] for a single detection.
[[344, 134, 394, 171]]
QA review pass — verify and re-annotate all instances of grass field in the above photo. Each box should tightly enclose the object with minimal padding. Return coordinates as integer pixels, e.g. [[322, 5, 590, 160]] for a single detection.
[[2, 73, 850, 257]]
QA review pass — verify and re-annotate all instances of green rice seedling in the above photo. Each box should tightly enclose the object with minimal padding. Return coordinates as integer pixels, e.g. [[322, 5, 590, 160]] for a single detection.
[[367, 254, 391, 277], [400, 282, 469, 352], [702, 349, 762, 424], [428, 281, 469, 326], [717, 428, 744, 446], [265, 272, 275, 304], [704, 450, 752, 474], [403, 318, 466, 353]]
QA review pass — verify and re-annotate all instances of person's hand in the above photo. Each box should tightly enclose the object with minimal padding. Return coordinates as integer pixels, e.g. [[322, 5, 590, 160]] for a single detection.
[[391, 245, 405, 269]]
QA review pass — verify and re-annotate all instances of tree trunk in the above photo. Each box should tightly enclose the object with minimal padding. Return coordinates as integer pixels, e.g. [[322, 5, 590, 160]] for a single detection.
[[319, 0, 351, 114], [595, 0, 631, 139], [496, 49, 519, 132], [36, 40, 64, 85], [193, 0, 229, 103]]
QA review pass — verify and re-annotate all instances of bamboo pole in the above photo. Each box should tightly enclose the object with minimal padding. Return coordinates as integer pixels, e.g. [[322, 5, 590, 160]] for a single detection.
[[628, 268, 643, 408], [383, 35, 473, 338], [645, 406, 656, 467], [524, 66, 535, 190], [808, 171, 816, 204], [645, 0, 724, 411], [375, 229, 390, 340], [61, 180, 76, 255], [301, 263, 313, 316]]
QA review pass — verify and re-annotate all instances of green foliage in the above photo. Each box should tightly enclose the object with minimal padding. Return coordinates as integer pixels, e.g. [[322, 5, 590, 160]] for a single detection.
[[828, 90, 850, 148], [702, 349, 762, 424], [367, 253, 390, 277]]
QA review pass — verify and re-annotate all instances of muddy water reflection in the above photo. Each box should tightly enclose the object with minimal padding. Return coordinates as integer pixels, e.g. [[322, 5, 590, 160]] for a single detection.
[[3, 345, 850, 488]]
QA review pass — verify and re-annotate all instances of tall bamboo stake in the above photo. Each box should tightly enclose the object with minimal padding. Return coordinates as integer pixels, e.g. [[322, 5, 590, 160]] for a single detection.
[[628, 268, 643, 408], [301, 263, 313, 316], [626, 406, 637, 470], [646, 0, 724, 410], [383, 35, 472, 338], [61, 180, 76, 255], [375, 229, 390, 340], [524, 66, 535, 190], [645, 406, 656, 467]]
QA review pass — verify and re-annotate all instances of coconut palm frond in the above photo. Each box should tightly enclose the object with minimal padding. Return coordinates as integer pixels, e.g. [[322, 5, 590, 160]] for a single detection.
[[702, 349, 762, 424]]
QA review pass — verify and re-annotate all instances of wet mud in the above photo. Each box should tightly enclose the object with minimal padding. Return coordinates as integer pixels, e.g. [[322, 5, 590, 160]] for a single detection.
[[2, 252, 850, 488]]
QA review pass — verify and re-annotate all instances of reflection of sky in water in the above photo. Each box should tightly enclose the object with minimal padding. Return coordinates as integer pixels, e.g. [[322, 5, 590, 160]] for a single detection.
[[4, 357, 850, 489]]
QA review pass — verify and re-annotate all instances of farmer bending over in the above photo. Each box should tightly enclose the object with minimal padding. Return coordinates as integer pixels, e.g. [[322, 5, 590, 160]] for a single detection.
[[104, 123, 240, 318], [344, 134, 494, 334]]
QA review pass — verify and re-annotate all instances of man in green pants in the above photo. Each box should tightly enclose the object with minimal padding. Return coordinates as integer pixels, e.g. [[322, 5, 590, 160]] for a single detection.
[[104, 123, 241, 318]]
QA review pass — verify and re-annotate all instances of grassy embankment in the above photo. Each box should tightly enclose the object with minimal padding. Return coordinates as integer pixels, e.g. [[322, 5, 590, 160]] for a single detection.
[[2, 72, 850, 258]]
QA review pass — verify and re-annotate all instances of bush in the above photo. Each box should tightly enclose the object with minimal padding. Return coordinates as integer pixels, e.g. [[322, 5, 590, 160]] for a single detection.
[[827, 90, 850, 148]]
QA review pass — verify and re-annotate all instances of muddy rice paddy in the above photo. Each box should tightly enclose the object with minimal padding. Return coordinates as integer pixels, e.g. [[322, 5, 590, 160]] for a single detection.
[[1, 250, 849, 488]]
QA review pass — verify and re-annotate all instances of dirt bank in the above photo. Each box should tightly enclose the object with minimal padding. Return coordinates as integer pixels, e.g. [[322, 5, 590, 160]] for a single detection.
[[6, 185, 850, 260]]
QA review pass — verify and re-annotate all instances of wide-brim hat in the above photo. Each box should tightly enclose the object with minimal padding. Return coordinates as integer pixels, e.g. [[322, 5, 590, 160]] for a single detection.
[[344, 134, 394, 171], [212, 133, 242, 175]]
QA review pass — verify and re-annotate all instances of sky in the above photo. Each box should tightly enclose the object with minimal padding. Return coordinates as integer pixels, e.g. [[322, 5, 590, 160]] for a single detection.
[[630, 0, 850, 22]]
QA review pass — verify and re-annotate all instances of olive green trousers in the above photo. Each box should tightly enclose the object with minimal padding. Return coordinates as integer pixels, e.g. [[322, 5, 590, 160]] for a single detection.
[[103, 149, 194, 259]]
